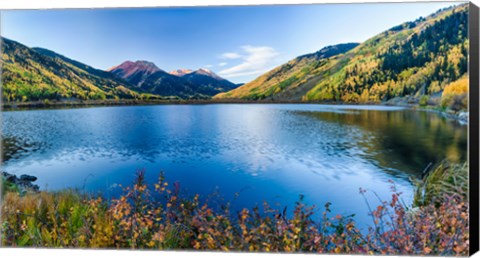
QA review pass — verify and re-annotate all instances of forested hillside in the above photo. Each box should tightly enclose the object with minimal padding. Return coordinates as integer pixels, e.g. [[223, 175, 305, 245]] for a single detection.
[[304, 4, 468, 106], [214, 43, 359, 101], [215, 4, 469, 110], [1, 38, 143, 102]]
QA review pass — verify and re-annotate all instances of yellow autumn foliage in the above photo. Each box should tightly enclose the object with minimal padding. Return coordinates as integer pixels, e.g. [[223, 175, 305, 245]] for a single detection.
[[441, 77, 468, 111], [442, 77, 468, 96]]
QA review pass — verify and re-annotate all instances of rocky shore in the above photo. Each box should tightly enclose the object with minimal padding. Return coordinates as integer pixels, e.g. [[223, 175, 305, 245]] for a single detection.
[[452, 111, 468, 125], [432, 110, 468, 125], [1, 172, 40, 194]]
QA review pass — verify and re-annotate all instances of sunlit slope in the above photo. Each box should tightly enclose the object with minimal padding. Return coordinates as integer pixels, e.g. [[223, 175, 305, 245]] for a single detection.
[[214, 43, 359, 101], [215, 4, 468, 103], [303, 4, 468, 103], [1, 38, 142, 102]]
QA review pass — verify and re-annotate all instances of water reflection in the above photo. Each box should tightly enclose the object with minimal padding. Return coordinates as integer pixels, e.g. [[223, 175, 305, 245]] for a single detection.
[[2, 136, 45, 162], [295, 109, 467, 178]]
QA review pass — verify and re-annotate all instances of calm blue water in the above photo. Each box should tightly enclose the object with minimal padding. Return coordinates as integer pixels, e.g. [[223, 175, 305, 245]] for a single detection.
[[1, 104, 467, 228]]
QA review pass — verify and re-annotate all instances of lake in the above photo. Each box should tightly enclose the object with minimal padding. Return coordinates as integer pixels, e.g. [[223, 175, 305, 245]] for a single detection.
[[1, 104, 467, 228]]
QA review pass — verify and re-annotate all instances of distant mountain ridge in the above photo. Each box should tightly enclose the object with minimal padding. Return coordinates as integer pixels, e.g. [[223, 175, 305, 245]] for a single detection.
[[107, 61, 162, 87], [169, 68, 226, 81], [182, 68, 238, 96], [170, 69, 193, 76], [108, 61, 238, 98], [188, 68, 224, 81]]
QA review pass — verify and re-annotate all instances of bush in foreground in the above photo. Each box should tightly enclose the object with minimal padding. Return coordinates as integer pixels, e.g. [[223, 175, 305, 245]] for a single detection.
[[1, 164, 469, 255]]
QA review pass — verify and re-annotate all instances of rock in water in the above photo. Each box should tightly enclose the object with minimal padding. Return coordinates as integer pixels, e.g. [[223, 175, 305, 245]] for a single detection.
[[20, 174, 38, 182], [458, 112, 468, 124], [2, 172, 17, 183]]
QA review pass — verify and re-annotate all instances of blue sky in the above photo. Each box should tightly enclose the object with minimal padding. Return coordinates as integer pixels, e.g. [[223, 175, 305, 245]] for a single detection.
[[1, 2, 458, 83]]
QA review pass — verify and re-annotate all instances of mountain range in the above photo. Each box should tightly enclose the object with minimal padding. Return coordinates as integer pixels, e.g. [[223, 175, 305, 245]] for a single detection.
[[215, 4, 468, 105], [107, 62, 238, 99], [1, 40, 237, 102], [1, 4, 469, 106]]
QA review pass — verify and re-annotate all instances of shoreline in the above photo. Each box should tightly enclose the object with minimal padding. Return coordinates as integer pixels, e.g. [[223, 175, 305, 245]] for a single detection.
[[411, 106, 469, 125], [1, 98, 390, 109], [2, 99, 468, 124], [1, 99, 329, 111]]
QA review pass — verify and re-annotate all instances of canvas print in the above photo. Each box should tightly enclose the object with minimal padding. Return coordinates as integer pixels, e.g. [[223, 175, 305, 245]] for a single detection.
[[0, 1, 477, 255]]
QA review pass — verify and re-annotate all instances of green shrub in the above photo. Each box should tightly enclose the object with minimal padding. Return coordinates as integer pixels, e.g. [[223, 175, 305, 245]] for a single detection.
[[419, 95, 429, 106], [1, 178, 19, 197]]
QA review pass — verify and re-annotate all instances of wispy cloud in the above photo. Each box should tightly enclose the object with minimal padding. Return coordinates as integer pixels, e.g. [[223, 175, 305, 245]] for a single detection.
[[218, 62, 228, 67], [221, 52, 242, 59], [218, 45, 279, 78], [204, 64, 213, 68]]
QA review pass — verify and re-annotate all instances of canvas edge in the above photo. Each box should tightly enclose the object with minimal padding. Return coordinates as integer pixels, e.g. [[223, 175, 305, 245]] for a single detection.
[[469, 1, 480, 256], [0, 2, 476, 255], [0, 10, 4, 248]]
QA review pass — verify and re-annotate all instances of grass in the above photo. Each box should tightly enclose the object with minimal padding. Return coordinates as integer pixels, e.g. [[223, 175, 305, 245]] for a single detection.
[[413, 160, 468, 207], [1, 178, 19, 197], [0, 163, 469, 255]]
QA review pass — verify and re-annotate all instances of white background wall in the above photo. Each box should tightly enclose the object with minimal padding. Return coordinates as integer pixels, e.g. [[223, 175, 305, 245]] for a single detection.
[[0, 1, 478, 258]]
